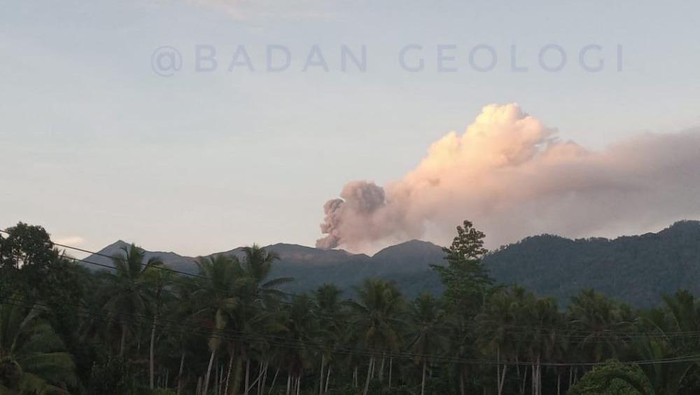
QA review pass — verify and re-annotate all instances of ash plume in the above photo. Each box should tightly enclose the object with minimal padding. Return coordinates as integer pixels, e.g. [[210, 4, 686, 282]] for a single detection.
[[317, 104, 700, 252]]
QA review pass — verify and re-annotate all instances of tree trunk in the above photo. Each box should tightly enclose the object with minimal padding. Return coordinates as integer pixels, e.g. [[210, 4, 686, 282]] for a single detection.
[[498, 364, 507, 395], [515, 357, 520, 389], [225, 352, 235, 395], [537, 355, 542, 395], [421, 360, 427, 395], [215, 363, 220, 395], [243, 362, 265, 394], [244, 359, 251, 395], [269, 367, 279, 395], [388, 358, 393, 389], [496, 348, 500, 395], [258, 361, 267, 395], [220, 364, 226, 394], [459, 368, 465, 395], [324, 366, 331, 394], [231, 357, 244, 395], [319, 354, 325, 395], [119, 323, 127, 357], [379, 354, 386, 382], [203, 348, 217, 395], [520, 365, 528, 395], [363, 357, 374, 395], [286, 372, 291, 395], [177, 352, 186, 395], [150, 313, 158, 389], [557, 372, 561, 395]]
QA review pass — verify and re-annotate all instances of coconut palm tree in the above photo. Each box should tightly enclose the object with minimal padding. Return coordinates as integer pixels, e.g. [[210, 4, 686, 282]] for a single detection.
[[278, 294, 319, 395], [524, 296, 561, 395], [407, 293, 448, 395], [237, 245, 291, 305], [165, 276, 203, 395], [477, 286, 525, 395], [144, 266, 174, 389], [230, 245, 291, 395], [0, 298, 77, 394], [193, 254, 241, 395], [631, 290, 700, 394], [348, 279, 405, 395], [102, 244, 163, 358], [195, 246, 291, 395], [568, 289, 632, 364], [314, 284, 345, 395]]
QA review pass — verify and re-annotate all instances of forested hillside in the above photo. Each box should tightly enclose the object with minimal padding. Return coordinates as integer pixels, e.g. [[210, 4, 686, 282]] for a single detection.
[[4, 220, 700, 395], [85, 221, 700, 306], [485, 220, 700, 306]]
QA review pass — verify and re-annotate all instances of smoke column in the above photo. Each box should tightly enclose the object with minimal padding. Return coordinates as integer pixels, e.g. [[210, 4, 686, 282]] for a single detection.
[[317, 104, 700, 252]]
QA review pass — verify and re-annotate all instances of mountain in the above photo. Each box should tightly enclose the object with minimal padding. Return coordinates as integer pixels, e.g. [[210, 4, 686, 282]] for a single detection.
[[82, 239, 444, 297], [81, 240, 198, 273], [264, 240, 445, 296], [82, 221, 700, 306], [484, 220, 700, 306]]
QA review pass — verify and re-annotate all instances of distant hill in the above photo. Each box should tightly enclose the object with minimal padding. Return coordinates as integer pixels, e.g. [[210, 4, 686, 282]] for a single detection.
[[81, 240, 198, 274], [83, 221, 700, 306], [484, 220, 700, 307], [82, 239, 446, 297]]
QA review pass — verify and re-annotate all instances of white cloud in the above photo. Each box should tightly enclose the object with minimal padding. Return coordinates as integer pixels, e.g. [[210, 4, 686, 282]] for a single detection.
[[54, 236, 86, 246]]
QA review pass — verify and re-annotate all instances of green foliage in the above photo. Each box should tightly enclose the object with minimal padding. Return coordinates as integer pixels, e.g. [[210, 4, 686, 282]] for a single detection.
[[0, 222, 57, 270], [444, 220, 488, 262], [87, 357, 139, 395], [349, 279, 406, 354], [485, 221, 700, 307], [431, 220, 493, 314], [568, 360, 654, 395], [6, 220, 700, 395], [0, 223, 62, 302], [100, 244, 164, 358], [0, 299, 77, 394]]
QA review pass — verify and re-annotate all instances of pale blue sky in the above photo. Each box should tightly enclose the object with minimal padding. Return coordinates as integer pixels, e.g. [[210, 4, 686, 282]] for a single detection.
[[1, 0, 699, 255]]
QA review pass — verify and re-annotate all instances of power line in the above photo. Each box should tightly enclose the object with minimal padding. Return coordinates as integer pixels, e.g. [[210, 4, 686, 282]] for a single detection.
[[5, 229, 700, 355], [3, 295, 700, 368], [41, 237, 700, 339]]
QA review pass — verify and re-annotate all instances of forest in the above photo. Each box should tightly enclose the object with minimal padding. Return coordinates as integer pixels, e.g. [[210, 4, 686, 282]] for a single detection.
[[2, 220, 700, 395]]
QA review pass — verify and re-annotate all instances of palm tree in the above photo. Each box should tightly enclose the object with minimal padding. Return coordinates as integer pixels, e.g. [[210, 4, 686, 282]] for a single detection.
[[631, 290, 700, 394], [102, 244, 163, 358], [477, 286, 523, 395], [568, 289, 632, 364], [0, 298, 77, 394], [165, 276, 203, 395], [348, 279, 405, 395], [408, 293, 448, 395], [314, 284, 345, 395], [278, 294, 319, 395], [523, 296, 561, 395], [195, 246, 291, 395], [231, 245, 291, 395], [237, 245, 291, 305], [144, 266, 174, 389], [193, 254, 241, 395]]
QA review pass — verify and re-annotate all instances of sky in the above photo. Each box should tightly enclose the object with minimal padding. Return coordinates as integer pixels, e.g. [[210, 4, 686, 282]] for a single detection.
[[1, 1, 699, 256]]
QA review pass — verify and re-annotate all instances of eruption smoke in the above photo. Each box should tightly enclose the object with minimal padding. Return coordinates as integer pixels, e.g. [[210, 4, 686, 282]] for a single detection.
[[317, 104, 700, 252]]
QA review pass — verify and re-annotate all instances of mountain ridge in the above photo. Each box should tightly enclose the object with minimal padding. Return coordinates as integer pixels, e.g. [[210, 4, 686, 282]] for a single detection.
[[82, 221, 700, 305]]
